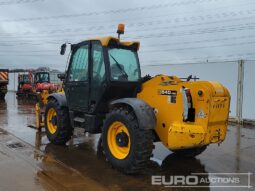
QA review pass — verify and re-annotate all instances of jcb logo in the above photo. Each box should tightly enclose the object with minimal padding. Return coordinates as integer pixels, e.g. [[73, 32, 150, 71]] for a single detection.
[[0, 72, 8, 81]]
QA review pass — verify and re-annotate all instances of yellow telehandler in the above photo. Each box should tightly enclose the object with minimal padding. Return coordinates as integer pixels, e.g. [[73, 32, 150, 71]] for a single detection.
[[43, 24, 230, 174]]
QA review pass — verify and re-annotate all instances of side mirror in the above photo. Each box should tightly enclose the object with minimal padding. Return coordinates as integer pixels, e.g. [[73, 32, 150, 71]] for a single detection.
[[57, 73, 66, 81], [60, 44, 66, 55]]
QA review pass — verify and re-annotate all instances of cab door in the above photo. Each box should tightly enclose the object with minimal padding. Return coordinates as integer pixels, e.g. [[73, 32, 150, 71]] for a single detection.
[[65, 43, 90, 112]]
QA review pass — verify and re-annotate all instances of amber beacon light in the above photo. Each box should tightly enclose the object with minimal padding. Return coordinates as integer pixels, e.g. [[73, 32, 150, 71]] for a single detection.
[[117, 23, 125, 39]]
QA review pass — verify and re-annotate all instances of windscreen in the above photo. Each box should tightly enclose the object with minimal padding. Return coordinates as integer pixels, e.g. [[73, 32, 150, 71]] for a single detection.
[[108, 48, 140, 82], [23, 75, 30, 83], [35, 73, 49, 83]]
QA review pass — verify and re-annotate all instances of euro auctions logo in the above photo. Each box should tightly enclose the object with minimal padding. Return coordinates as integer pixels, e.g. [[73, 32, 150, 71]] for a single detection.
[[152, 175, 199, 186], [151, 173, 253, 188]]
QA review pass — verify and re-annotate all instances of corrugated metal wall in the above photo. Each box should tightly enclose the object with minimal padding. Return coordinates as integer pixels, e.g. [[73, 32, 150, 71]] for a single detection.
[[243, 61, 255, 120]]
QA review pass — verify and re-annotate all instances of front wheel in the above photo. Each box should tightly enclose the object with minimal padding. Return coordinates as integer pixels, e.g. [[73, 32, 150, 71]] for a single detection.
[[172, 146, 207, 158], [102, 107, 154, 174], [44, 99, 73, 145]]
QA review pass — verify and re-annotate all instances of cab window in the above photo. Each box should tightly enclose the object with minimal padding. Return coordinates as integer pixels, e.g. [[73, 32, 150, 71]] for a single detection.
[[35, 73, 49, 83], [69, 45, 89, 81], [92, 43, 105, 82]]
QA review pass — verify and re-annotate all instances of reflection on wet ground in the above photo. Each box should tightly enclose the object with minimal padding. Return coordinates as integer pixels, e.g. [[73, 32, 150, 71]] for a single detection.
[[0, 92, 254, 191]]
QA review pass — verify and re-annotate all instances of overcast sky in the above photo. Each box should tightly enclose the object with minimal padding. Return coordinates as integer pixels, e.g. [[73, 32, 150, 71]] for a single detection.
[[0, 0, 255, 70]]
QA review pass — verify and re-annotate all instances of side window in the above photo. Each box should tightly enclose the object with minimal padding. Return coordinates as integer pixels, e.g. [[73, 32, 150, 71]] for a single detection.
[[92, 43, 105, 82], [69, 45, 89, 81]]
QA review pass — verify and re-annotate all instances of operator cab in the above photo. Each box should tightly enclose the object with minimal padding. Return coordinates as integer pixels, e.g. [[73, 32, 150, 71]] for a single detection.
[[18, 74, 30, 84], [61, 25, 141, 115], [34, 72, 50, 83]]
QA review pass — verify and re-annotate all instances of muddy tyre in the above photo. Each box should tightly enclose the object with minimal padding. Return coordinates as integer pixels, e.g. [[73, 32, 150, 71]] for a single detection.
[[102, 107, 154, 174], [172, 146, 207, 157], [44, 99, 73, 145]]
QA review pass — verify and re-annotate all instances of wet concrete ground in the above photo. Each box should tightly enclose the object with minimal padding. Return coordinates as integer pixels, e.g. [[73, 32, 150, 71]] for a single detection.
[[0, 92, 254, 191]]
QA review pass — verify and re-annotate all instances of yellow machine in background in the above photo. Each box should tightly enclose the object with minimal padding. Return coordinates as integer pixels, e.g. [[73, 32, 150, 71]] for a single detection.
[[35, 88, 64, 129]]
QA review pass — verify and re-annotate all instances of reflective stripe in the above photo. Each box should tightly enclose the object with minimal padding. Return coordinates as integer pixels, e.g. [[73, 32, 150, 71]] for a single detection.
[[0, 72, 8, 80]]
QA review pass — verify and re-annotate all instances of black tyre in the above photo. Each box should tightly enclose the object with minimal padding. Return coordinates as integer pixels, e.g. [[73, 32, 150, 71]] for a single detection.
[[172, 146, 207, 157], [0, 93, 5, 100], [44, 99, 73, 145], [102, 107, 154, 174]]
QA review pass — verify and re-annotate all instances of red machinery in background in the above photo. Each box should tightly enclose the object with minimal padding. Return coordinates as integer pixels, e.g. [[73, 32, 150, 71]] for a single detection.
[[16, 73, 33, 95], [16, 71, 58, 98], [33, 71, 57, 93]]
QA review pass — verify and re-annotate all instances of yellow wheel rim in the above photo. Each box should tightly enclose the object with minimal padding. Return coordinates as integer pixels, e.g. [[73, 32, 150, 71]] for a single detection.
[[107, 121, 131, 160], [47, 108, 57, 134]]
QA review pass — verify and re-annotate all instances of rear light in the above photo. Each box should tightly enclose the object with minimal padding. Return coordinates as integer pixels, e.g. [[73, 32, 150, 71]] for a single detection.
[[182, 87, 195, 122], [182, 88, 189, 121], [185, 88, 192, 108]]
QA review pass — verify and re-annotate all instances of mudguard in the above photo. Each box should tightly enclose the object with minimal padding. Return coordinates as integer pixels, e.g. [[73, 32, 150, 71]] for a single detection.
[[110, 98, 156, 130], [47, 93, 67, 107]]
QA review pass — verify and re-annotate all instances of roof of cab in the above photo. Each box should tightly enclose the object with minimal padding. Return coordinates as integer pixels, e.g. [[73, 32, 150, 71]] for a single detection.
[[89, 36, 140, 50]]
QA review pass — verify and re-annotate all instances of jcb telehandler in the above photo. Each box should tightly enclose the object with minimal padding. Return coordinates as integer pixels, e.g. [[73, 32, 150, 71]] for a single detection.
[[44, 24, 230, 174]]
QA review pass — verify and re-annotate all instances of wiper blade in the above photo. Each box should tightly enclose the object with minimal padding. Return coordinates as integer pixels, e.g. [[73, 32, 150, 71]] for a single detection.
[[110, 54, 128, 78]]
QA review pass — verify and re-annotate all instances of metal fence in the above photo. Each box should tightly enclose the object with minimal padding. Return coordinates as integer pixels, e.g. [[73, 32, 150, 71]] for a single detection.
[[141, 60, 254, 124]]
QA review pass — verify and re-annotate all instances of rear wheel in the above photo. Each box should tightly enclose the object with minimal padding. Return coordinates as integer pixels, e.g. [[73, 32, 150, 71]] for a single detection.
[[44, 99, 73, 145], [102, 107, 154, 174], [172, 146, 207, 157]]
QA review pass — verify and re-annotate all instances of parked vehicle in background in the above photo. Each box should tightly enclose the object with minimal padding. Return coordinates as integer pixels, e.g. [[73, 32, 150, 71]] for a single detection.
[[0, 69, 9, 100], [34, 71, 57, 93], [16, 71, 58, 99], [16, 73, 33, 96]]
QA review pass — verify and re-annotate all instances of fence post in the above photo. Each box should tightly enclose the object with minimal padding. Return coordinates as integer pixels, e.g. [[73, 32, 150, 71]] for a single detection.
[[14, 73, 16, 92], [236, 60, 244, 124]]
